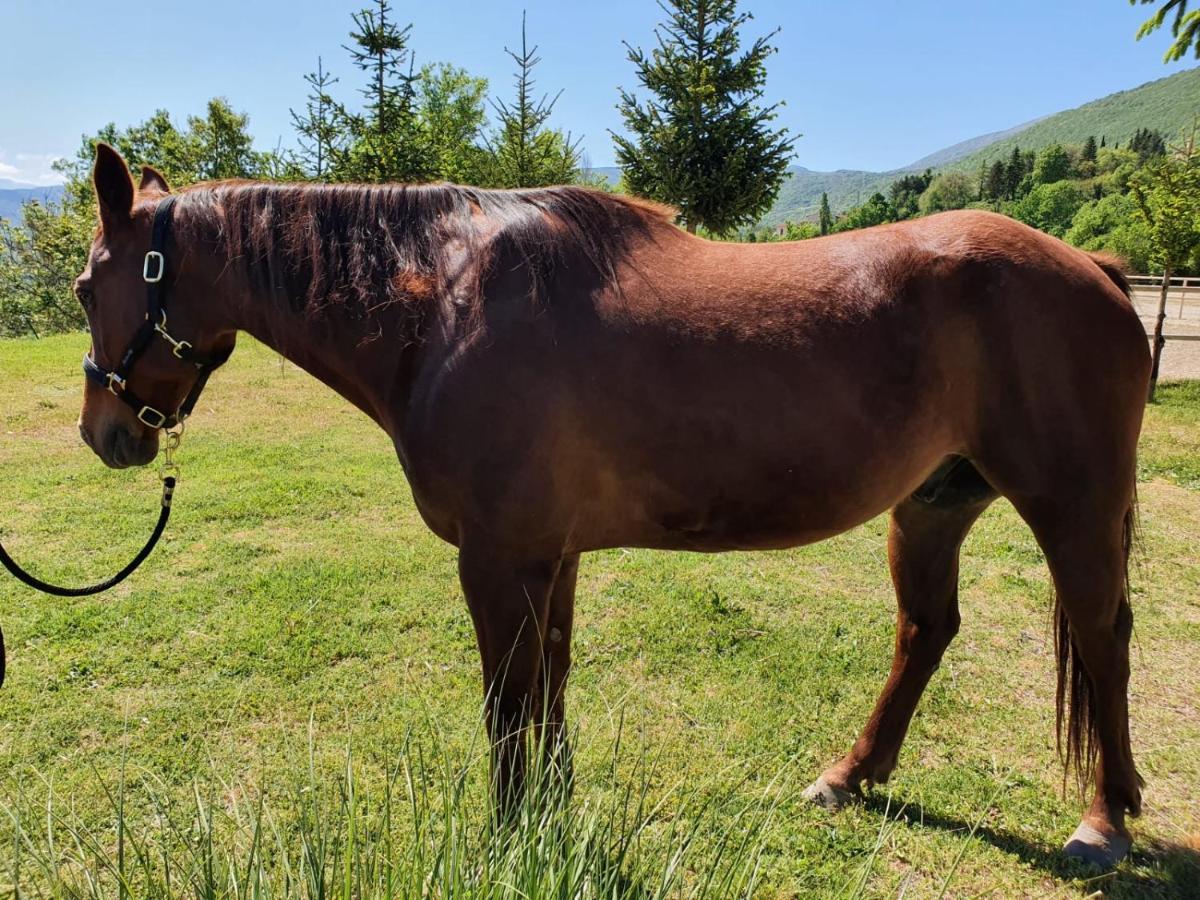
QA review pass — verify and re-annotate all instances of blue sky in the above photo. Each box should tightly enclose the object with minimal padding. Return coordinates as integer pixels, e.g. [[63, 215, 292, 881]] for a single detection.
[[0, 0, 1194, 185]]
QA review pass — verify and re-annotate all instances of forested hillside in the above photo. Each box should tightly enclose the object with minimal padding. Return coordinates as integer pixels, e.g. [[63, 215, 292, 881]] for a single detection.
[[764, 66, 1199, 224]]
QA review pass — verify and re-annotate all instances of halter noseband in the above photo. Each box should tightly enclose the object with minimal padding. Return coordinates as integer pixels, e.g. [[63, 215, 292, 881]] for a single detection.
[[82, 195, 231, 430]]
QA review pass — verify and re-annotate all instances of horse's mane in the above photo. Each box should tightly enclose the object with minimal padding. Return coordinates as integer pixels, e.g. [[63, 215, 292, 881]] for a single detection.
[[172, 180, 673, 322]]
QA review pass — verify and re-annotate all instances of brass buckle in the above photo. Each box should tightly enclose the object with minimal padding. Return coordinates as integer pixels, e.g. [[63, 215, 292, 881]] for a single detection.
[[137, 406, 168, 429], [105, 372, 126, 395], [143, 251, 165, 283]]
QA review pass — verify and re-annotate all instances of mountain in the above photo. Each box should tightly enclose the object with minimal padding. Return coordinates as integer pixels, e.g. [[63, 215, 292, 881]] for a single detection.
[[943, 66, 1200, 175], [765, 66, 1200, 225], [0, 184, 65, 225]]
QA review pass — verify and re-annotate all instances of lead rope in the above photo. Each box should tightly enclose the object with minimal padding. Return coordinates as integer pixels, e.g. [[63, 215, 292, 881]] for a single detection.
[[0, 430, 184, 685]]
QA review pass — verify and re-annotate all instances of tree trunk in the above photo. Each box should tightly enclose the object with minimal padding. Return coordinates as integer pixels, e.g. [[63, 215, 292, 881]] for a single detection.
[[1148, 265, 1172, 403], [685, 220, 697, 235]]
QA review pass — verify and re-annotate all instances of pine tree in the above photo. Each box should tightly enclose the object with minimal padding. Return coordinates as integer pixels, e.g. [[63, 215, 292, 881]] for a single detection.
[[818, 192, 832, 235], [613, 0, 795, 235], [290, 57, 342, 180], [985, 159, 1007, 201], [334, 0, 433, 182], [1004, 145, 1025, 200], [484, 14, 580, 188], [1083, 135, 1098, 162]]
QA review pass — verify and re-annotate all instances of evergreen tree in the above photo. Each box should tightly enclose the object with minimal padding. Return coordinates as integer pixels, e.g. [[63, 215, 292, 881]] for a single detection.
[[985, 159, 1007, 201], [1003, 146, 1025, 200], [887, 169, 933, 219], [613, 0, 795, 235], [1083, 135, 1098, 162], [1130, 127, 1167, 162], [290, 57, 343, 180], [484, 14, 580, 188], [334, 0, 434, 182], [818, 192, 832, 235], [1101, 135, 1107, 148], [1132, 0, 1200, 63]]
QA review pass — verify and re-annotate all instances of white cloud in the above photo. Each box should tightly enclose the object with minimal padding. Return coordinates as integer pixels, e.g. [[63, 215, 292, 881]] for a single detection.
[[0, 150, 66, 186]]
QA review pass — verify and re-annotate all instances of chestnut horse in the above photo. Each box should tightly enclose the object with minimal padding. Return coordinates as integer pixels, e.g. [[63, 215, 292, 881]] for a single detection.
[[75, 145, 1149, 866]]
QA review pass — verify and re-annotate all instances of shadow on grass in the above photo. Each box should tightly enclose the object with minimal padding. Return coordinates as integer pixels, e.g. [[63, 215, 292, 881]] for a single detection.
[[863, 795, 1200, 899]]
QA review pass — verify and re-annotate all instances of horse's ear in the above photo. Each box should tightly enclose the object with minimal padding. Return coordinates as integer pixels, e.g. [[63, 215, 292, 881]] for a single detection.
[[138, 164, 170, 195], [93, 142, 134, 229]]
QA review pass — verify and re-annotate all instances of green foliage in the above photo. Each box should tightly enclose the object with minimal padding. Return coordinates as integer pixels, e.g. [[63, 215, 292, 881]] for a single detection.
[[918, 172, 977, 214], [1, 100, 275, 338], [614, 0, 794, 235], [1031, 143, 1075, 185], [417, 64, 489, 185], [818, 192, 832, 235], [482, 15, 580, 188], [888, 169, 934, 219], [1130, 130, 1200, 272], [1132, 0, 1200, 62], [0, 197, 92, 337], [1010, 180, 1089, 236], [1066, 193, 1155, 272], [834, 192, 895, 232]]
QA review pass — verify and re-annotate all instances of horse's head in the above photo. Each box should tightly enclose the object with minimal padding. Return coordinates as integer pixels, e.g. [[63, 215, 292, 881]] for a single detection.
[[76, 144, 234, 469]]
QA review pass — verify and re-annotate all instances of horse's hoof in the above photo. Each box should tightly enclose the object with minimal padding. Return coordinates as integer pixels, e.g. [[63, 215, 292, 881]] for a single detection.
[[1063, 822, 1131, 868], [802, 776, 860, 810]]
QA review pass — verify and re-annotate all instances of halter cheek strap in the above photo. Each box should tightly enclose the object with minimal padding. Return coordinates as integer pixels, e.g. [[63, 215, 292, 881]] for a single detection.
[[82, 195, 232, 430]]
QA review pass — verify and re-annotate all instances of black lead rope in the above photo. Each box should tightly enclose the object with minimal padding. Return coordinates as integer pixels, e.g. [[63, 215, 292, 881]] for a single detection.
[[0, 476, 176, 599]]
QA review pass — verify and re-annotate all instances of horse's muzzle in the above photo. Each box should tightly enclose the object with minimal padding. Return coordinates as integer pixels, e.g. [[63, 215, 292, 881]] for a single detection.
[[80, 422, 158, 469]]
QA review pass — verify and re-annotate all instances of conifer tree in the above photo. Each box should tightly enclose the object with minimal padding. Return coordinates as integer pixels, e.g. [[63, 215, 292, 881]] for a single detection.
[[613, 0, 794, 235], [1083, 135, 1098, 162], [484, 14, 580, 188], [818, 192, 832, 235], [334, 0, 434, 182], [290, 57, 342, 180]]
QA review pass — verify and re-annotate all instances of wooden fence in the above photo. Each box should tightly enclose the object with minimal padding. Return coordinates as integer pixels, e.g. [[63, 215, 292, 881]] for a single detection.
[[1129, 276, 1200, 335]]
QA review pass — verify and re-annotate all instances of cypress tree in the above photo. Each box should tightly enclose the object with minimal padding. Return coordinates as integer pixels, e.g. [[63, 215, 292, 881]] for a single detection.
[[613, 0, 795, 235], [1083, 135, 1098, 162], [819, 192, 832, 235]]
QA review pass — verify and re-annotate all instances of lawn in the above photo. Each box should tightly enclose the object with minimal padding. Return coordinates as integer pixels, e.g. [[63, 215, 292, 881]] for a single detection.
[[0, 333, 1197, 898]]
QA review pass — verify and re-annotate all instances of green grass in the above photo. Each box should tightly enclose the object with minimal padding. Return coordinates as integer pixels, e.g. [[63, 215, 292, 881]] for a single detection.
[[1, 334, 1199, 897]]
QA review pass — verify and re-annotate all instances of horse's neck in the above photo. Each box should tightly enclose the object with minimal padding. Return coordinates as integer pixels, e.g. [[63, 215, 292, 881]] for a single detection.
[[227, 282, 411, 430]]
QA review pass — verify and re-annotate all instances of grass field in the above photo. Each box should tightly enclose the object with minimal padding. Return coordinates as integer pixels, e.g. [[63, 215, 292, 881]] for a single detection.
[[0, 333, 1198, 898]]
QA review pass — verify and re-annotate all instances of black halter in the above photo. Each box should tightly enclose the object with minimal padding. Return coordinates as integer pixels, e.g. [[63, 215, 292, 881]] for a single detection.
[[82, 195, 231, 430]]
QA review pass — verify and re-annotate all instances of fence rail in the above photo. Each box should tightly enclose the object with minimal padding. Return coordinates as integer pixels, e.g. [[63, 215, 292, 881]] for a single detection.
[[1128, 275, 1200, 323]]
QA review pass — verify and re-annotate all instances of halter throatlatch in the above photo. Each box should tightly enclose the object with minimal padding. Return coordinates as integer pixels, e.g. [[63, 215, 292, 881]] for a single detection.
[[0, 196, 226, 679]]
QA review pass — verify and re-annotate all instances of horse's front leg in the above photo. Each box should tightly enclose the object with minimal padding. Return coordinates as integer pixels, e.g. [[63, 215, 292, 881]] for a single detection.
[[458, 544, 562, 813]]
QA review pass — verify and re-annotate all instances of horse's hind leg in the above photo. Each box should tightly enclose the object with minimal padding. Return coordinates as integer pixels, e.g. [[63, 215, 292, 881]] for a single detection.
[[1016, 501, 1141, 867], [805, 459, 997, 807]]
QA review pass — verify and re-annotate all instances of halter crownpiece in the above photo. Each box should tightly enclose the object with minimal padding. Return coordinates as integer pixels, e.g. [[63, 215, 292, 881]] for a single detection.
[[82, 195, 232, 430]]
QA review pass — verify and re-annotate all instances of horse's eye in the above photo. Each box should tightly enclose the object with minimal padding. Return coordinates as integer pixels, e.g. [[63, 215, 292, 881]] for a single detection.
[[74, 284, 93, 309]]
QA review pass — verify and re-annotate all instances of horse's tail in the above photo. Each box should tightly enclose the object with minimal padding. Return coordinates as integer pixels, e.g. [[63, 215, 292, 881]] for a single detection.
[[1086, 251, 1133, 300], [1054, 490, 1141, 794]]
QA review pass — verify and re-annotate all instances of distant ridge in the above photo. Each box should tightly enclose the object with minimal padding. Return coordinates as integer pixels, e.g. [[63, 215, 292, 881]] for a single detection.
[[0, 185, 65, 225], [764, 66, 1200, 225]]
